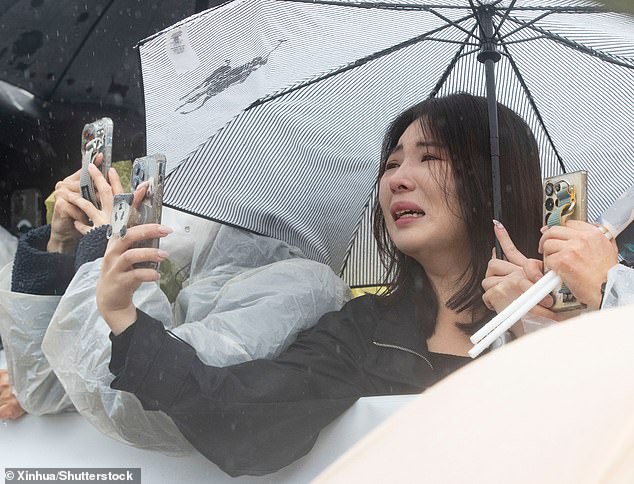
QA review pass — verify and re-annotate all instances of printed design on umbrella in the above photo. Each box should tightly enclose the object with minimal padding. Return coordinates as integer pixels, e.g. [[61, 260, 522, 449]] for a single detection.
[[176, 39, 286, 114]]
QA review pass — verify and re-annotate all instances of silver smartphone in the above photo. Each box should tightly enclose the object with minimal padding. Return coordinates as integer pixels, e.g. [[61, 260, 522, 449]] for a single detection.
[[80, 117, 113, 209], [108, 154, 166, 269], [543, 170, 588, 312]]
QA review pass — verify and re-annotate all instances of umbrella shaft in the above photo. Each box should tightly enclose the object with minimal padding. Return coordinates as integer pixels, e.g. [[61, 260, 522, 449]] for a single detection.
[[476, 7, 501, 63], [485, 59, 503, 258]]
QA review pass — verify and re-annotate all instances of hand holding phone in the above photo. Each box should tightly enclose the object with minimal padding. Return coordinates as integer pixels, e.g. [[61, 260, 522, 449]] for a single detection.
[[107, 154, 166, 269], [542, 170, 588, 312], [80, 117, 113, 209]]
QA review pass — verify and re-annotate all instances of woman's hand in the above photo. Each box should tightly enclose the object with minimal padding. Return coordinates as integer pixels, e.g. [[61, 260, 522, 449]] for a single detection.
[[67, 162, 124, 235], [96, 220, 172, 335], [47, 167, 87, 253], [47, 155, 123, 252], [0, 370, 25, 420], [539, 220, 618, 309], [482, 221, 558, 328]]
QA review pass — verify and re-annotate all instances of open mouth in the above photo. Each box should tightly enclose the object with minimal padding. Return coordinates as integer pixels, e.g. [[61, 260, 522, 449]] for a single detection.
[[393, 209, 425, 221]]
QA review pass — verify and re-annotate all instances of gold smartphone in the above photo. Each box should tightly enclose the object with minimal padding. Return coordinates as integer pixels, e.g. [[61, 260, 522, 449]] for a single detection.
[[543, 170, 588, 312]]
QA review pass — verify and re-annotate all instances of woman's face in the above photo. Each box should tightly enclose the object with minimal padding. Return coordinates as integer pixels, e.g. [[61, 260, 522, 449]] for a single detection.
[[378, 119, 469, 266]]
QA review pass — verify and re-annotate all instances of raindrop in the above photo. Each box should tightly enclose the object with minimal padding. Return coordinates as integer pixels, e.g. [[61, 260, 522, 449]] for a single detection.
[[12, 30, 44, 57], [46, 72, 54, 80], [134, 10, 141, 19]]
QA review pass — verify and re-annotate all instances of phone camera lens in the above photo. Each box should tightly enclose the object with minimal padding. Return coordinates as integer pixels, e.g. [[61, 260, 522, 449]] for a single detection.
[[545, 198, 554, 211], [544, 213, 551, 225], [555, 183, 561, 193], [544, 183, 554, 196]]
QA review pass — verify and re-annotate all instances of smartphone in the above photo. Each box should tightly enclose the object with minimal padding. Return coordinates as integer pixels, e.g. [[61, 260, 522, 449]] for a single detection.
[[543, 170, 588, 311], [108, 154, 166, 270], [10, 188, 43, 235], [80, 117, 113, 209]]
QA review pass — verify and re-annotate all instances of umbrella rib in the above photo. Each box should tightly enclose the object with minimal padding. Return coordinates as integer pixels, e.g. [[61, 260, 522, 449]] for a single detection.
[[493, 0, 518, 38], [502, 35, 549, 46], [498, 42, 566, 174], [428, 7, 481, 41], [424, 38, 479, 47], [277, 0, 472, 11], [498, 10, 555, 41], [247, 11, 478, 111], [494, 6, 606, 13], [456, 47, 481, 59], [501, 14, 634, 70], [467, 0, 486, 38], [429, 24, 479, 98], [49, 0, 117, 100], [281, 0, 603, 13], [278, 0, 482, 41]]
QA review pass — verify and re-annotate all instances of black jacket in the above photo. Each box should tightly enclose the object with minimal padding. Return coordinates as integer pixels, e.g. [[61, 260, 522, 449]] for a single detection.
[[11, 224, 109, 295], [110, 293, 470, 476]]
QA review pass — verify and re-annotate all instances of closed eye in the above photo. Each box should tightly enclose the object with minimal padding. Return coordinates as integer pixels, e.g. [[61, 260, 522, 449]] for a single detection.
[[384, 161, 399, 170]]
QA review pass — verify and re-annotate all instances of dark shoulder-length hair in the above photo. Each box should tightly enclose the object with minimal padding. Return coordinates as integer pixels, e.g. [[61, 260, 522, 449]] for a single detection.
[[373, 93, 542, 337]]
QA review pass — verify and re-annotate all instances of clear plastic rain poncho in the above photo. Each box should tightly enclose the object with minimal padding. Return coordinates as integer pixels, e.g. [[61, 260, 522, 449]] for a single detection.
[[0, 225, 17, 268], [602, 263, 634, 309], [0, 208, 351, 453]]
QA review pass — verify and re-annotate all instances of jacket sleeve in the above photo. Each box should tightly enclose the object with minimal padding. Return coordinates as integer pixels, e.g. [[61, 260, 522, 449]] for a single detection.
[[0, 224, 109, 415], [10, 224, 109, 295], [110, 300, 376, 476], [42, 225, 351, 453], [11, 225, 75, 295]]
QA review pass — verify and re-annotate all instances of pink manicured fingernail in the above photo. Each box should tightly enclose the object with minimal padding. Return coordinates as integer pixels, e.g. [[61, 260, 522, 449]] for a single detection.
[[540, 225, 549, 233], [158, 226, 173, 235], [492, 219, 504, 229], [157, 250, 169, 259]]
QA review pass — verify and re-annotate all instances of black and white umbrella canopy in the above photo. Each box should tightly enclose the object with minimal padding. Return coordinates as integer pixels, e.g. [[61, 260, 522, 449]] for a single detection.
[[139, 0, 634, 286]]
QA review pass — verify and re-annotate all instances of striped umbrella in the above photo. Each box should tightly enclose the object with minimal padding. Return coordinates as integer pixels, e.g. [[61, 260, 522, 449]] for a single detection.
[[139, 0, 634, 287]]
